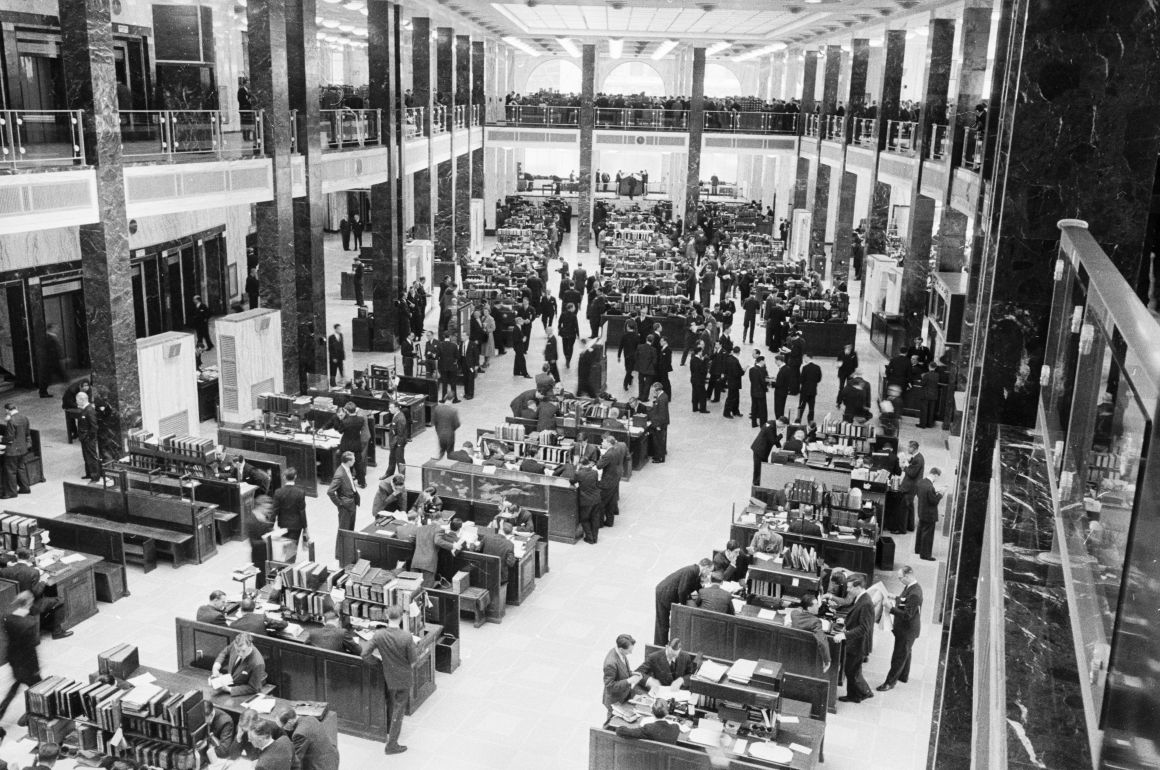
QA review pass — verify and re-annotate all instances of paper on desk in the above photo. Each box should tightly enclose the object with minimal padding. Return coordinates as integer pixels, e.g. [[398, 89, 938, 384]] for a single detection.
[[731, 739, 749, 756], [788, 742, 812, 754], [209, 674, 233, 690], [779, 715, 800, 724], [247, 696, 276, 715], [60, 552, 87, 564], [721, 581, 742, 594], [127, 672, 156, 686], [730, 599, 746, 614], [757, 608, 778, 620], [283, 623, 304, 637]]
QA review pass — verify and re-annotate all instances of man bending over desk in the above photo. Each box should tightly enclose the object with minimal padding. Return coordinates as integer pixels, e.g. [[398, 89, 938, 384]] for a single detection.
[[636, 638, 697, 691], [211, 632, 267, 696]]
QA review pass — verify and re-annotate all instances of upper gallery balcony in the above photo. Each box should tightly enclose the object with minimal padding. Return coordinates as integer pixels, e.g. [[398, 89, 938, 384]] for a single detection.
[[491, 104, 796, 135]]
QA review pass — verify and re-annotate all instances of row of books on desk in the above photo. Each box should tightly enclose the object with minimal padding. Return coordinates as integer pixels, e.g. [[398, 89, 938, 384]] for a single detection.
[[26, 674, 203, 732], [0, 512, 43, 552], [693, 658, 782, 688], [126, 429, 219, 461]]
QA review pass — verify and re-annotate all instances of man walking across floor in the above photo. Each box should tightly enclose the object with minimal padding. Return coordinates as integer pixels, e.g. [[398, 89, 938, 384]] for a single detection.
[[689, 345, 710, 413], [327, 324, 345, 387], [437, 332, 460, 403], [878, 565, 923, 691], [634, 334, 657, 401], [915, 467, 944, 560], [360, 606, 416, 755], [834, 575, 875, 703], [796, 353, 822, 423], [384, 401, 409, 477], [2, 403, 32, 498], [273, 467, 308, 544], [618, 321, 640, 392], [191, 295, 213, 350]]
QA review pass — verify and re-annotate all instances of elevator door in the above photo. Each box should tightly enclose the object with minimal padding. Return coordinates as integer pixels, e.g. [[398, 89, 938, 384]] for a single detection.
[[17, 52, 69, 144], [0, 283, 31, 385]]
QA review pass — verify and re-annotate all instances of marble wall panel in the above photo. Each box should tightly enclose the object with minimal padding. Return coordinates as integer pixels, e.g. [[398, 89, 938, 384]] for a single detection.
[[820, 45, 841, 116], [413, 168, 432, 239], [865, 181, 891, 255], [412, 18, 432, 136], [832, 171, 858, 283], [799, 51, 818, 118], [876, 31, 906, 151], [455, 152, 471, 259], [436, 28, 453, 133], [936, 209, 969, 272], [845, 40, 870, 143], [435, 159, 453, 259], [369, 0, 404, 351], [793, 157, 810, 211], [810, 163, 831, 276]]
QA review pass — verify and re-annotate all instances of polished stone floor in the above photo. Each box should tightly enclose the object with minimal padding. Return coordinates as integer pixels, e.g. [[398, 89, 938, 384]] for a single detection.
[[0, 225, 956, 769]]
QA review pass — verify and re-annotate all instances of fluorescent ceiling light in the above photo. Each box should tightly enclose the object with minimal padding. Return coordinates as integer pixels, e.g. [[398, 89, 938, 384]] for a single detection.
[[321, 0, 342, 4], [338, 23, 355, 32], [503, 36, 541, 57], [354, 27, 368, 37], [557, 38, 581, 58], [706, 41, 732, 56], [608, 38, 623, 59], [734, 41, 786, 61], [651, 40, 678, 60], [868, 38, 883, 47], [343, 1, 365, 9], [402, 19, 413, 29]]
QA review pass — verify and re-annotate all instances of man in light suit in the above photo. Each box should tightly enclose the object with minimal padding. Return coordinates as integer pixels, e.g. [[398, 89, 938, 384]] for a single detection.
[[327, 452, 359, 561], [636, 637, 697, 690], [602, 633, 641, 726], [327, 324, 345, 386], [915, 467, 944, 560], [878, 565, 923, 690], [898, 441, 925, 533], [277, 708, 340, 770], [2, 403, 32, 498], [834, 576, 875, 703], [361, 606, 417, 755], [696, 572, 735, 615], [654, 559, 712, 645]]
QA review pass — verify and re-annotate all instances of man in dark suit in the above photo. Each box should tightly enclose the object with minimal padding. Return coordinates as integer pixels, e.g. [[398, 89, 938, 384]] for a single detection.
[[2, 403, 32, 498], [722, 347, 744, 418], [0, 549, 71, 639], [246, 266, 260, 309], [334, 402, 367, 487], [572, 458, 601, 544], [327, 324, 345, 387], [219, 453, 271, 493], [837, 371, 871, 423], [915, 467, 943, 560], [750, 420, 781, 486], [636, 637, 697, 690], [0, 592, 42, 721], [361, 606, 416, 754], [689, 346, 710, 413], [796, 353, 823, 423], [272, 467, 308, 543], [230, 597, 285, 636], [748, 356, 769, 427], [437, 332, 460, 402], [478, 527, 517, 570], [899, 441, 925, 533], [352, 257, 365, 307], [602, 633, 640, 726], [384, 401, 409, 477], [212, 632, 267, 696], [328, 452, 359, 561], [878, 566, 923, 690], [596, 435, 627, 527], [459, 333, 479, 400], [191, 294, 213, 350], [75, 391, 102, 482], [654, 559, 711, 645], [306, 612, 360, 653], [616, 700, 681, 742], [835, 576, 875, 703], [788, 592, 831, 671], [647, 382, 670, 463], [249, 720, 294, 770], [918, 367, 941, 428], [696, 572, 735, 614], [196, 590, 230, 626], [618, 321, 640, 391], [277, 708, 340, 770], [572, 432, 600, 465], [351, 215, 365, 250], [634, 334, 657, 400]]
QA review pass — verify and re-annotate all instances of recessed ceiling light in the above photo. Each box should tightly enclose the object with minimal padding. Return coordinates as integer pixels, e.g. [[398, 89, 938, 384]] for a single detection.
[[706, 41, 732, 56], [343, 2, 364, 9], [503, 36, 541, 57], [608, 38, 623, 59]]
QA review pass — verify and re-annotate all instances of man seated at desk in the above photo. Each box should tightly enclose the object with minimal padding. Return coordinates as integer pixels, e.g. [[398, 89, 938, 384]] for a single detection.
[[601, 406, 625, 429], [305, 611, 361, 654], [197, 590, 231, 626], [211, 632, 267, 696], [278, 707, 341, 770], [372, 474, 408, 517], [636, 637, 697, 691], [696, 572, 735, 615], [349, 374, 373, 395], [492, 498, 534, 533], [781, 429, 807, 460], [446, 441, 475, 463], [230, 597, 287, 636], [476, 520, 518, 569], [0, 548, 72, 640], [615, 700, 681, 744], [786, 592, 832, 672], [410, 485, 444, 517], [518, 398, 539, 421], [820, 564, 856, 610], [518, 444, 546, 474], [218, 452, 271, 493], [713, 540, 750, 582], [748, 513, 784, 558]]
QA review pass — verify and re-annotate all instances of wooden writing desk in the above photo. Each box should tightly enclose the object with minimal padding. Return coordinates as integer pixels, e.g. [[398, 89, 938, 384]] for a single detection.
[[35, 549, 102, 632]]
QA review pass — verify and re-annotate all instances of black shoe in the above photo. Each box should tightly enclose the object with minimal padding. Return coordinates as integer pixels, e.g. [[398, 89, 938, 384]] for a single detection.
[[17, 489, 30, 495], [921, 556, 936, 561], [652, 459, 665, 463], [876, 683, 894, 691], [838, 695, 862, 703], [723, 414, 733, 419], [384, 745, 407, 755], [52, 630, 74, 640], [0, 495, 14, 500], [453, 399, 461, 403], [39, 392, 52, 399], [16, 714, 28, 727]]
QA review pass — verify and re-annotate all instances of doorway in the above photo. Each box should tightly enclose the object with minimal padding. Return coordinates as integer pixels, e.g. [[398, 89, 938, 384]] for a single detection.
[[0, 283, 31, 385], [42, 279, 89, 372]]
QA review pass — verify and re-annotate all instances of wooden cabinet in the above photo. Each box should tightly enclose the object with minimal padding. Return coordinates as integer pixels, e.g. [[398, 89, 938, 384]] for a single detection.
[[54, 567, 98, 631]]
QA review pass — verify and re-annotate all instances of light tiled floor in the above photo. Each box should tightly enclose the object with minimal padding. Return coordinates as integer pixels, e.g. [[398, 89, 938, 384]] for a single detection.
[[0, 225, 955, 769]]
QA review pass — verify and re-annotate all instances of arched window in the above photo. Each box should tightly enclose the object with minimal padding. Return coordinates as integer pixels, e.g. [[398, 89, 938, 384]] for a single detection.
[[602, 62, 665, 96], [704, 63, 743, 98], [524, 59, 583, 94]]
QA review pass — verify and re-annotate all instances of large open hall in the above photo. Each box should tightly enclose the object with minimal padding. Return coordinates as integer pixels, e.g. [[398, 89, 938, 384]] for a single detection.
[[0, 1, 1153, 769]]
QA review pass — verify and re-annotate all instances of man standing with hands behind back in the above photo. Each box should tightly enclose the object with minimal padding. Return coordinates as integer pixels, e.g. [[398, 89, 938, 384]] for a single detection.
[[362, 606, 417, 755], [2, 403, 32, 498], [878, 565, 923, 690], [915, 467, 944, 560]]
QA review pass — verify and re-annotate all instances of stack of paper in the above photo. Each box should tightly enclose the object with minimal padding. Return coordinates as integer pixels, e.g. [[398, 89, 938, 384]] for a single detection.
[[726, 659, 757, 684], [693, 659, 729, 683], [247, 696, 276, 714]]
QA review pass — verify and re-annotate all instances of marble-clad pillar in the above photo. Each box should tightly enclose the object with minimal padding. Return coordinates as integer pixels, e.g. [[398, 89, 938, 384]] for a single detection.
[[950, 5, 992, 168], [58, 0, 138, 439], [935, 209, 968, 272], [454, 35, 471, 260], [576, 44, 596, 253], [246, 0, 298, 387], [914, 18, 955, 162], [820, 45, 841, 117], [471, 41, 485, 201], [769, 52, 786, 102], [683, 47, 706, 225], [436, 28, 453, 133], [799, 50, 819, 119], [810, 163, 832, 277], [832, 171, 858, 282], [792, 158, 810, 211], [435, 28, 454, 259], [792, 50, 819, 208], [900, 194, 936, 330], [286, 0, 325, 386], [369, 0, 405, 350], [845, 40, 870, 142], [934, 0, 1160, 763], [876, 30, 906, 151], [865, 181, 891, 256], [411, 18, 432, 239]]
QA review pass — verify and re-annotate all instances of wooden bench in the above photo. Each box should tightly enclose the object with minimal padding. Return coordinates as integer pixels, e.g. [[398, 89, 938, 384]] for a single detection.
[[38, 511, 192, 573]]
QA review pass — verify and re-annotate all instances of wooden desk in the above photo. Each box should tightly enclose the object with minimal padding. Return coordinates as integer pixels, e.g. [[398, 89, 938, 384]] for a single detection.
[[669, 604, 842, 712], [217, 426, 333, 496], [37, 549, 102, 632], [589, 721, 823, 770], [507, 538, 538, 606], [174, 617, 437, 740], [758, 463, 852, 493], [730, 522, 877, 577]]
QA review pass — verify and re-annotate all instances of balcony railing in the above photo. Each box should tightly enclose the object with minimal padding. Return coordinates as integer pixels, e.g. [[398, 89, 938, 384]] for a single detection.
[[596, 108, 688, 131], [453, 105, 467, 130], [501, 105, 578, 127], [804, 114, 820, 137], [431, 105, 448, 135], [0, 109, 85, 171], [884, 119, 918, 155], [404, 108, 423, 139], [822, 114, 845, 141], [120, 110, 266, 161], [471, 104, 481, 127], [850, 117, 877, 147], [320, 108, 381, 151], [926, 122, 949, 161], [703, 111, 797, 135], [960, 126, 983, 170]]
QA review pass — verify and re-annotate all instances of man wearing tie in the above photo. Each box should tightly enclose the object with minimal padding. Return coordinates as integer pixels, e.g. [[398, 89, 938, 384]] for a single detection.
[[878, 565, 923, 690], [834, 575, 875, 704], [361, 606, 416, 755], [2, 403, 32, 498], [915, 467, 944, 560], [327, 324, 345, 387], [602, 634, 641, 727], [327, 451, 359, 561], [75, 391, 102, 483], [458, 333, 479, 400]]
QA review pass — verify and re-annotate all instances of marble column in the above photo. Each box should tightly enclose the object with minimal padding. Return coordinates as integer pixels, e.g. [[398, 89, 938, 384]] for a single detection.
[[799, 50, 819, 120], [820, 45, 841, 118], [950, 5, 992, 168], [683, 47, 706, 225], [832, 171, 858, 283], [865, 181, 891, 256], [411, 17, 433, 239], [845, 40, 870, 142], [810, 163, 831, 277], [286, 0, 325, 387], [369, 0, 405, 351], [576, 44, 596, 253], [900, 19, 954, 337], [246, 0, 298, 387], [58, 0, 138, 439], [935, 209, 968, 272], [792, 50, 819, 204], [792, 157, 810, 211], [875, 30, 906, 152], [769, 52, 786, 101], [933, 0, 1160, 763], [434, 28, 454, 259], [471, 41, 485, 201], [454, 35, 471, 260]]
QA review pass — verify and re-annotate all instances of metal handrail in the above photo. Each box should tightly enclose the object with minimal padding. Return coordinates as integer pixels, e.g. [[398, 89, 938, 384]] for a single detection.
[[431, 105, 448, 134], [885, 119, 918, 155], [121, 109, 269, 161], [703, 111, 797, 135], [0, 109, 85, 171], [320, 108, 382, 150], [594, 107, 689, 131], [804, 114, 820, 137], [850, 117, 877, 146], [823, 114, 845, 141], [928, 122, 949, 161], [404, 107, 423, 139], [961, 125, 982, 170]]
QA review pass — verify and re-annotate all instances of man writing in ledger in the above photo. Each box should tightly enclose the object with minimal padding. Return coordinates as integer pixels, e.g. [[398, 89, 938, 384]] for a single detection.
[[361, 606, 416, 755], [636, 637, 697, 692]]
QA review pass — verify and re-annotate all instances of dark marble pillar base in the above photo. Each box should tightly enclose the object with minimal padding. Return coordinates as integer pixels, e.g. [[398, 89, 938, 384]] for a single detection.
[[414, 169, 432, 239], [810, 163, 832, 277], [435, 159, 454, 259], [865, 181, 891, 255], [832, 171, 858, 283], [936, 209, 969, 272], [793, 157, 810, 211], [901, 194, 935, 335], [455, 151, 471, 259]]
